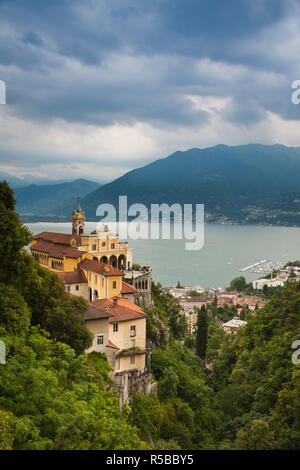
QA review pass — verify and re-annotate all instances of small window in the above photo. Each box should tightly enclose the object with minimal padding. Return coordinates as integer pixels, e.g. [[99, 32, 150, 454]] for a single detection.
[[113, 323, 118, 332], [102, 277, 104, 287], [75, 285, 79, 291], [130, 325, 136, 337], [97, 335, 104, 345], [92, 244, 97, 251], [102, 242, 106, 247], [130, 339, 135, 348], [111, 243, 115, 249], [113, 281, 117, 289], [130, 355, 135, 365], [66, 285, 70, 292]]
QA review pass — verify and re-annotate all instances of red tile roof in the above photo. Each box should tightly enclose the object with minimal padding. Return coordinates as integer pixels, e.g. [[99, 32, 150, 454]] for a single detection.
[[122, 281, 136, 294], [31, 240, 87, 259], [79, 259, 123, 277], [33, 232, 82, 246], [85, 303, 113, 320], [90, 297, 147, 323], [57, 270, 87, 284]]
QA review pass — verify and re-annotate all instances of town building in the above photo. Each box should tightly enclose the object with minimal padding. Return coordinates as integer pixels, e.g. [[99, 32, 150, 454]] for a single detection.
[[178, 295, 209, 334], [252, 272, 286, 290], [222, 317, 247, 334], [85, 297, 147, 372], [165, 286, 204, 298]]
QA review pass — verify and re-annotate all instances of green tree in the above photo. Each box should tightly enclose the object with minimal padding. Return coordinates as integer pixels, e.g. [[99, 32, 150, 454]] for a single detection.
[[228, 276, 247, 292], [0, 410, 14, 450], [45, 295, 93, 355], [196, 305, 208, 360], [159, 366, 179, 398], [130, 393, 163, 440], [235, 420, 275, 450], [0, 182, 31, 286], [188, 290, 199, 297], [0, 284, 31, 336]]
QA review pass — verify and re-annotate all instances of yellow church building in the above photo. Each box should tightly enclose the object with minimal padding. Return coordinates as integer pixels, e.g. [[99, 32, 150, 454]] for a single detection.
[[30, 198, 133, 300]]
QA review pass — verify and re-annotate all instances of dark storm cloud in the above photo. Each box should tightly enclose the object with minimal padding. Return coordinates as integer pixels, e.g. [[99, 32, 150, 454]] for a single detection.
[[0, 0, 299, 128]]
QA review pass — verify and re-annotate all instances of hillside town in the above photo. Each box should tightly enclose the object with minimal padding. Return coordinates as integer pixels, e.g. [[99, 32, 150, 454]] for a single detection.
[[165, 263, 300, 335], [29, 199, 300, 407]]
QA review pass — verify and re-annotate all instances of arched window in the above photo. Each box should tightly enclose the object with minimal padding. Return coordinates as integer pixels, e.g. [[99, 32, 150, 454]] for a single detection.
[[118, 254, 126, 270], [109, 255, 117, 268]]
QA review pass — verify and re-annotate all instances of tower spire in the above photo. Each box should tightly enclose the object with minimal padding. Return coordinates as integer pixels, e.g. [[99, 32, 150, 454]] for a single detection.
[[75, 196, 83, 215], [72, 196, 85, 235]]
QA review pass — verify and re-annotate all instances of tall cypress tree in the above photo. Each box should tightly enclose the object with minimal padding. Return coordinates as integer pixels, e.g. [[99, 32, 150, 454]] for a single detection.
[[196, 305, 208, 360]]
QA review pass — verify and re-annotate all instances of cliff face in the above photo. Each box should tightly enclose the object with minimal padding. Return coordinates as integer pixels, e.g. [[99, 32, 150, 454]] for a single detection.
[[146, 312, 170, 351]]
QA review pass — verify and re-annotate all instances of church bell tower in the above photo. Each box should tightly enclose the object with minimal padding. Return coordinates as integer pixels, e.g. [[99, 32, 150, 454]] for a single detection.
[[72, 197, 85, 235]]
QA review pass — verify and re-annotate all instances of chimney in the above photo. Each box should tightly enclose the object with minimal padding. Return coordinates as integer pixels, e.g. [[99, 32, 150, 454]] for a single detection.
[[113, 297, 118, 308]]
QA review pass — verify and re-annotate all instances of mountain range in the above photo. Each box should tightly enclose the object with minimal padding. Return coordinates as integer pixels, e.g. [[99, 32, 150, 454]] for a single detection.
[[0, 171, 76, 189], [80, 144, 300, 226], [4, 144, 300, 225]]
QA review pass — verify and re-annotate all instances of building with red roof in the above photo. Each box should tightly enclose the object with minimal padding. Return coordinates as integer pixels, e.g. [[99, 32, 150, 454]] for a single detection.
[[85, 297, 147, 372]]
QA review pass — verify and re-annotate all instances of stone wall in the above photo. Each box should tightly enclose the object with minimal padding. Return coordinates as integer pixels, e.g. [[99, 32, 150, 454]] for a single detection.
[[124, 270, 153, 309], [113, 367, 156, 409]]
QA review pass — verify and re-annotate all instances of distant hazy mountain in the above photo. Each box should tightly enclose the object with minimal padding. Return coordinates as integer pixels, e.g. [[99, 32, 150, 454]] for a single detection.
[[14, 179, 101, 215], [0, 172, 28, 189], [0, 171, 73, 189], [80, 144, 300, 226]]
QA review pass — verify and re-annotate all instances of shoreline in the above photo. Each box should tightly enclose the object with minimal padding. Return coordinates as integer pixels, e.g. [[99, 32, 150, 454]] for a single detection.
[[20, 215, 300, 230]]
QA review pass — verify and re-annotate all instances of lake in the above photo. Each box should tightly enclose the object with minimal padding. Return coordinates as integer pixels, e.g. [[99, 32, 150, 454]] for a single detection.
[[25, 221, 300, 289]]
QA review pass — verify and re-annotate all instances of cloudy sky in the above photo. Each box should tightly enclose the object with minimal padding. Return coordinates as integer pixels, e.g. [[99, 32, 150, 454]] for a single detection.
[[0, 0, 300, 183]]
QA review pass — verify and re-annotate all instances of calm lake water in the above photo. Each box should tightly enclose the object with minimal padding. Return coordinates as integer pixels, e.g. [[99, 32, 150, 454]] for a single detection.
[[25, 221, 300, 289]]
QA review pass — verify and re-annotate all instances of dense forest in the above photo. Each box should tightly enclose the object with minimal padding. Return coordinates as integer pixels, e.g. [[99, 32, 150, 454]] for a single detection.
[[0, 181, 300, 450]]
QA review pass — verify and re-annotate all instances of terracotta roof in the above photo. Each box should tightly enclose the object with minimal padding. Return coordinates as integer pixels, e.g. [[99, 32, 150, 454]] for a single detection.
[[90, 297, 147, 323], [31, 240, 86, 259], [122, 281, 136, 294], [107, 340, 119, 349], [79, 259, 123, 276], [57, 270, 87, 284], [33, 232, 82, 246], [85, 303, 113, 321]]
